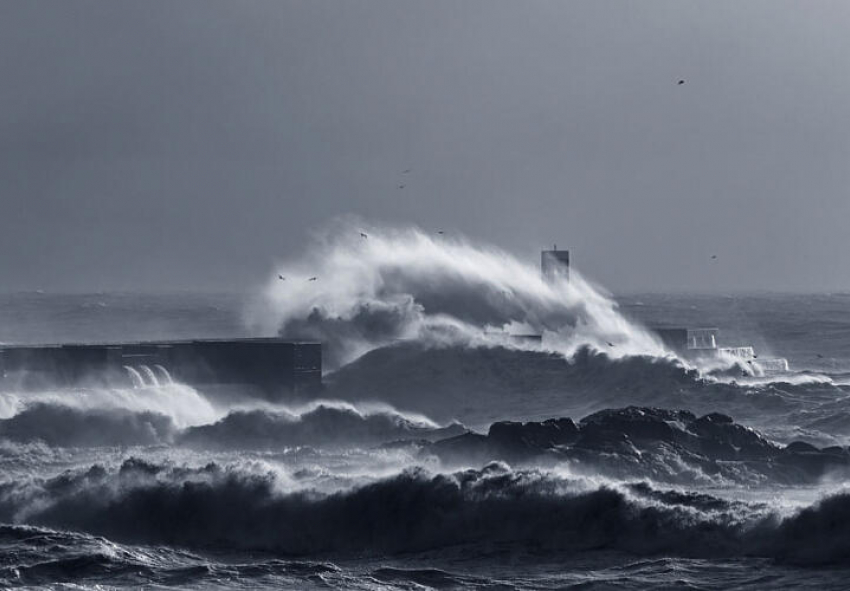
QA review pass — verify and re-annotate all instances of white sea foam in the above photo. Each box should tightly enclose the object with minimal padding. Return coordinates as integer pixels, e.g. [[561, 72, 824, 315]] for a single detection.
[[249, 219, 666, 368], [0, 382, 218, 428]]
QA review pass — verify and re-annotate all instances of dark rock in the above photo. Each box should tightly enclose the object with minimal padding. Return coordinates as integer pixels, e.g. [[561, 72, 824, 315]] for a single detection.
[[579, 407, 696, 447], [573, 407, 699, 465], [785, 441, 820, 454], [488, 418, 578, 449], [572, 428, 641, 457], [431, 432, 492, 464], [690, 412, 777, 461], [698, 412, 734, 424], [427, 406, 850, 485]]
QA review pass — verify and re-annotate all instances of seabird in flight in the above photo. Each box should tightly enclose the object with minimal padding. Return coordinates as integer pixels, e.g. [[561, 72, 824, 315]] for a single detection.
[[308, 277, 317, 281], [678, 79, 685, 85], [278, 275, 285, 280], [360, 232, 368, 239]]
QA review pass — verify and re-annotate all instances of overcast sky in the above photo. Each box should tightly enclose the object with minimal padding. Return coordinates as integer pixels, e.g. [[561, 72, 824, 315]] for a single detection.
[[1, 1, 848, 293]]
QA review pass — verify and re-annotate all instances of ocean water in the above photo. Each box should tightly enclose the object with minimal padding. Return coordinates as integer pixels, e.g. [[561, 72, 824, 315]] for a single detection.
[[3, 230, 850, 589]]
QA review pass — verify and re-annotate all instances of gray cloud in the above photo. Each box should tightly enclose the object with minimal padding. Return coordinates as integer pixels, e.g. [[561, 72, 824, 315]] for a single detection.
[[1, 1, 848, 292]]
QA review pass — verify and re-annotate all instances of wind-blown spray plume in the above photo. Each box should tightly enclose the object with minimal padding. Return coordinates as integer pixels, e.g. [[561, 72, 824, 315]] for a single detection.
[[250, 221, 665, 368], [0, 383, 217, 429]]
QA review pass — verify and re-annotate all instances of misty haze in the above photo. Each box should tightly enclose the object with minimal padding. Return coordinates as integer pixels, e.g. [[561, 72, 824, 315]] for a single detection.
[[1, 2, 850, 590]]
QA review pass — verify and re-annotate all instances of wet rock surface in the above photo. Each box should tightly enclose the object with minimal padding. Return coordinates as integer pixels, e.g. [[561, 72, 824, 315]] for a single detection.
[[430, 406, 850, 484]]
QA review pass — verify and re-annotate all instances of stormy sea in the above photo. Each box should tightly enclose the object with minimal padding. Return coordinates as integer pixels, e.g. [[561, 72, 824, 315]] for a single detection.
[[2, 226, 850, 589]]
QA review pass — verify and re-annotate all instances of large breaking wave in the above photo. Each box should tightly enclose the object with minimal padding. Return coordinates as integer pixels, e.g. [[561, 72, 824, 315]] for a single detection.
[[179, 400, 465, 450], [2, 458, 850, 566], [0, 383, 217, 429], [243, 220, 850, 443], [0, 397, 461, 449], [324, 342, 850, 444], [250, 220, 666, 368]]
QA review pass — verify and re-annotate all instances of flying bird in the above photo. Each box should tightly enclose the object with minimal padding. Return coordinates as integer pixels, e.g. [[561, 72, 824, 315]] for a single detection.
[[678, 79, 685, 85], [606, 341, 615, 347], [402, 169, 411, 174], [816, 353, 825, 358], [437, 231, 445, 235], [360, 232, 368, 239], [711, 255, 718, 260], [398, 184, 405, 189], [308, 277, 317, 282], [278, 275, 285, 281]]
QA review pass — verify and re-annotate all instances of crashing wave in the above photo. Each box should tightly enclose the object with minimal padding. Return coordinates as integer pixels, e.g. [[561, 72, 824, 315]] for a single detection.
[[324, 342, 850, 441], [2, 458, 850, 565], [0, 403, 176, 447], [0, 383, 217, 429], [0, 399, 465, 450], [249, 219, 666, 368], [180, 401, 466, 450]]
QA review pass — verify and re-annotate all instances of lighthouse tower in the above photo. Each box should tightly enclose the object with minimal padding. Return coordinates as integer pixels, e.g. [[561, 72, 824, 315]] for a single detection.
[[541, 246, 569, 283]]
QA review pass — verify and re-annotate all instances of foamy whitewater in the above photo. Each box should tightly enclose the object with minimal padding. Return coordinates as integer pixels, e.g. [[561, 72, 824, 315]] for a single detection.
[[249, 221, 666, 367], [3, 224, 850, 589]]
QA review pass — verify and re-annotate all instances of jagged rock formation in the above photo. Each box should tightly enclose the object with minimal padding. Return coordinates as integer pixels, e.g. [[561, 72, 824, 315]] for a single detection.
[[429, 406, 850, 485]]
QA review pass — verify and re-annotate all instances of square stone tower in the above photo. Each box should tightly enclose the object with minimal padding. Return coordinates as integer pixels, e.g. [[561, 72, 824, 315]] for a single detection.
[[541, 247, 569, 283]]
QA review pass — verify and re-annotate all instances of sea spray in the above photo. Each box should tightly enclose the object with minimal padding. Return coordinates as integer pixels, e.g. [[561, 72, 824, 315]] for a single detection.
[[0, 383, 217, 428], [250, 220, 666, 368]]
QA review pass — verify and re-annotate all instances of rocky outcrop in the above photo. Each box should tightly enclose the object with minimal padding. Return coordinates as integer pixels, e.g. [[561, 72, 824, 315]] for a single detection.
[[429, 406, 850, 485]]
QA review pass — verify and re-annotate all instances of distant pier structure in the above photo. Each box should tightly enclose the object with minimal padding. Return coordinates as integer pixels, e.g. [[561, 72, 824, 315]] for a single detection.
[[654, 328, 718, 352], [541, 246, 570, 283], [653, 326, 789, 375], [0, 338, 322, 399]]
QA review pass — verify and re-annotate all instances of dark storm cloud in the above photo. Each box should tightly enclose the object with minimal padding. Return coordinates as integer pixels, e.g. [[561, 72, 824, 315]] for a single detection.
[[1, 1, 848, 292]]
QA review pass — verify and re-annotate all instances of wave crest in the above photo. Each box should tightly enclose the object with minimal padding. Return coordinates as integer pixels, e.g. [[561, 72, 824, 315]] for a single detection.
[[0, 403, 175, 447], [250, 220, 665, 368], [6, 459, 850, 564], [180, 401, 466, 450]]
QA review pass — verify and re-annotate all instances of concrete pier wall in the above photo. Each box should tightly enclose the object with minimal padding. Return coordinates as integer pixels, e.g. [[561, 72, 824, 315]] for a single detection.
[[0, 338, 321, 399]]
